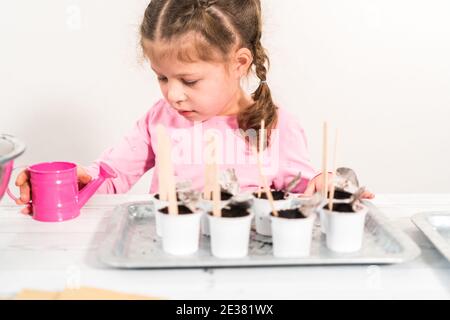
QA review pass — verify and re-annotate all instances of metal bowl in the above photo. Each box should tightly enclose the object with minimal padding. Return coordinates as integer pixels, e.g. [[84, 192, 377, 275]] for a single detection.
[[0, 134, 26, 201]]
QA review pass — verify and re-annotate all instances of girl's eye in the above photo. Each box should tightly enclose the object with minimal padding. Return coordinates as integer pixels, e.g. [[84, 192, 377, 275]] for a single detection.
[[182, 79, 198, 86], [157, 76, 198, 87]]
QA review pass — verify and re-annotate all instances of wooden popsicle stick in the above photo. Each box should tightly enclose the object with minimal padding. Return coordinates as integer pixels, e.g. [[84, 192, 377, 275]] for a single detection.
[[212, 166, 221, 218], [156, 125, 168, 201], [328, 129, 338, 211], [257, 120, 265, 198], [322, 122, 329, 199], [156, 125, 178, 215], [204, 134, 221, 217], [210, 135, 221, 217], [257, 185, 263, 198], [255, 120, 278, 217], [203, 135, 215, 201], [257, 182, 262, 198], [203, 163, 213, 200], [165, 131, 178, 215], [254, 146, 278, 217]]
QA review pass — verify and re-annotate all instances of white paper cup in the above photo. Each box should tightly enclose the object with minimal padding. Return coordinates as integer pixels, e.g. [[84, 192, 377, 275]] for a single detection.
[[270, 212, 316, 258], [319, 194, 354, 234], [207, 211, 254, 258], [252, 197, 292, 236], [324, 204, 368, 253], [198, 199, 231, 236], [157, 208, 202, 255], [151, 194, 182, 237]]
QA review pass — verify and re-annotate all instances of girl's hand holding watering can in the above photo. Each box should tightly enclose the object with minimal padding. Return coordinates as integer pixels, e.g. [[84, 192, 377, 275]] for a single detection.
[[14, 166, 92, 215]]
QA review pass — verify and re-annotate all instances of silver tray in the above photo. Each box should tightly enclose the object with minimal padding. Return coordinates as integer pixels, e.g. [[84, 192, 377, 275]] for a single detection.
[[97, 201, 421, 268], [412, 212, 450, 262]]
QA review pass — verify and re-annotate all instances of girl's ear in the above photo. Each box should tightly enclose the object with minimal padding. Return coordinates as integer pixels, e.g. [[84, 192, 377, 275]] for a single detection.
[[232, 47, 253, 79]]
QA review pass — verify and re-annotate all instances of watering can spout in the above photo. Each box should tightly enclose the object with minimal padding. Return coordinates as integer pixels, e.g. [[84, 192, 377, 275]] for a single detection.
[[77, 162, 117, 208]]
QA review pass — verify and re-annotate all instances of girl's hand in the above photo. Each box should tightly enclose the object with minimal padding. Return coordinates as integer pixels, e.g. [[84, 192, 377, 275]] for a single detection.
[[14, 166, 92, 215], [302, 172, 375, 199]]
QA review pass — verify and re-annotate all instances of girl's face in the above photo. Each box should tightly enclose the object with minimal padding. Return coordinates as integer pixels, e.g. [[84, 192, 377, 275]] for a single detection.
[[150, 57, 240, 121], [145, 39, 253, 122]]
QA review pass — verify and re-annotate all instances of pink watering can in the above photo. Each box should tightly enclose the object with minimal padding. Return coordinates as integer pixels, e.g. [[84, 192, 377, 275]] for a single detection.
[[7, 161, 117, 222]]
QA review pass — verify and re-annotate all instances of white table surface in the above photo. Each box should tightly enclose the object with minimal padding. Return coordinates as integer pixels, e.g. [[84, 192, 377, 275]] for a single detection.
[[0, 194, 449, 300]]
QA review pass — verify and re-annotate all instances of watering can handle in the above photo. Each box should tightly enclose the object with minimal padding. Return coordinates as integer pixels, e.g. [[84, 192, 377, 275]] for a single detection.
[[6, 165, 30, 204]]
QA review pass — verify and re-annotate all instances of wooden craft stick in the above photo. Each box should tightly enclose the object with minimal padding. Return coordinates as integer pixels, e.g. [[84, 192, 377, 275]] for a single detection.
[[257, 179, 262, 198], [255, 120, 278, 216], [255, 146, 278, 217], [257, 185, 263, 198], [203, 134, 221, 217], [156, 125, 168, 201], [211, 136, 221, 217], [322, 122, 329, 199], [156, 125, 178, 215], [328, 129, 338, 211], [203, 163, 213, 200], [203, 135, 215, 201], [257, 120, 265, 198]]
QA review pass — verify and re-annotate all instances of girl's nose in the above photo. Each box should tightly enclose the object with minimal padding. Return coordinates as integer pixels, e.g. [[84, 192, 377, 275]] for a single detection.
[[167, 81, 187, 104]]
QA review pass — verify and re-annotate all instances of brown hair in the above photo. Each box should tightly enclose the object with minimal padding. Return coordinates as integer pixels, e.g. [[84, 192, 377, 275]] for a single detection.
[[140, 0, 277, 148]]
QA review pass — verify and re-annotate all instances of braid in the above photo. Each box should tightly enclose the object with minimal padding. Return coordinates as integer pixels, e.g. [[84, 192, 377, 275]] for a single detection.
[[237, 38, 277, 151]]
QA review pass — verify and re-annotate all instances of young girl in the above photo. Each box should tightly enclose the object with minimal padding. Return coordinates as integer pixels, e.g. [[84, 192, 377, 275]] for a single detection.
[[14, 0, 374, 213]]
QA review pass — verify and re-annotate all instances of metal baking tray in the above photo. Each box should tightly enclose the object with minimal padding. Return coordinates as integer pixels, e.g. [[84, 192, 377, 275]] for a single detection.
[[97, 200, 420, 268], [412, 212, 450, 262]]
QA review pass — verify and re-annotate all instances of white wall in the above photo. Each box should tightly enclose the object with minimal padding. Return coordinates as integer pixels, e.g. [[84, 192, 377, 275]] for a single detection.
[[1, 0, 449, 193]]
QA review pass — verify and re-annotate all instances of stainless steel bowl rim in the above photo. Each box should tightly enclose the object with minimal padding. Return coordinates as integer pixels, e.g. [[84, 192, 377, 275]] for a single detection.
[[0, 134, 26, 165]]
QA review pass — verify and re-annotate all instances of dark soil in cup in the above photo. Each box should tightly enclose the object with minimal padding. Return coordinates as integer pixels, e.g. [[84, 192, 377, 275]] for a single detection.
[[328, 189, 352, 200], [227, 200, 252, 211], [203, 191, 233, 201], [323, 203, 355, 213], [271, 209, 307, 219], [154, 193, 181, 201], [220, 191, 233, 201], [159, 205, 193, 215], [253, 190, 286, 200], [208, 203, 250, 218]]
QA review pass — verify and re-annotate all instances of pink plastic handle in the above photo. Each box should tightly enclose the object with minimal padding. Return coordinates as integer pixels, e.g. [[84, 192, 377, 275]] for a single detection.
[[6, 165, 30, 203]]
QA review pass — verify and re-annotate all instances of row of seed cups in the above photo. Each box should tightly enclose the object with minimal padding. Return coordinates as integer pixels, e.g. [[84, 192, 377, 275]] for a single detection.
[[152, 123, 368, 258], [152, 189, 256, 258], [252, 181, 368, 256], [250, 122, 369, 256], [153, 178, 367, 258], [152, 121, 318, 259], [152, 122, 306, 259]]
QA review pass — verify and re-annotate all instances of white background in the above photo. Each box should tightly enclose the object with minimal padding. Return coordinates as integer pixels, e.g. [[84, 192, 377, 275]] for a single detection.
[[1, 0, 449, 193]]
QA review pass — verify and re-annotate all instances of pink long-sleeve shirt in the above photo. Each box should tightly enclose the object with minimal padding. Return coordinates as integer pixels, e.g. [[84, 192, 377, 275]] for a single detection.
[[84, 99, 317, 194]]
